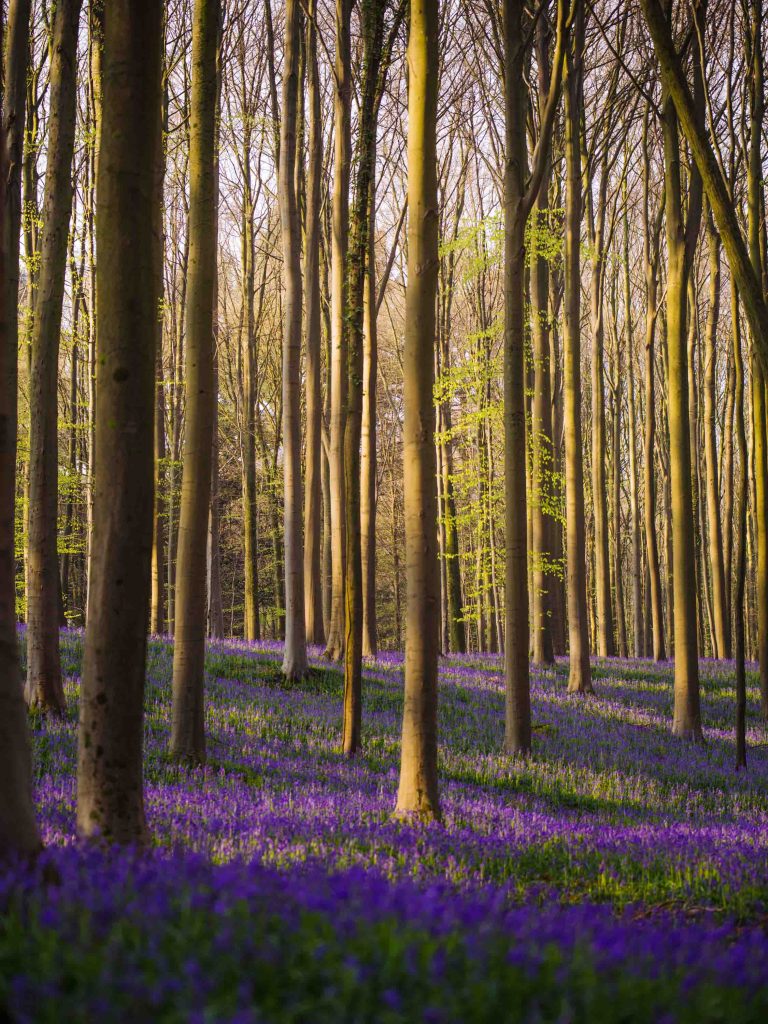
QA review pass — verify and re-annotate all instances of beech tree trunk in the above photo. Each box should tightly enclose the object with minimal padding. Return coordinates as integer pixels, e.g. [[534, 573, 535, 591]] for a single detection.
[[529, 14, 555, 668], [563, 0, 592, 694], [395, 0, 440, 819], [25, 0, 82, 714], [702, 210, 729, 658], [0, 0, 42, 859], [662, 83, 702, 741], [170, 0, 220, 762], [303, 0, 325, 646], [279, 0, 308, 681], [642, 117, 666, 661], [325, 0, 351, 661], [77, 0, 163, 842], [503, 0, 531, 751]]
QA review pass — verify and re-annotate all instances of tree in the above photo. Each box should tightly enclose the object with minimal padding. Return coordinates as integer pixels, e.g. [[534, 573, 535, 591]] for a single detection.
[[325, 0, 352, 661], [395, 0, 440, 819], [76, 0, 164, 842], [642, 108, 666, 662], [529, 10, 556, 667], [170, 0, 220, 763], [702, 208, 729, 658], [303, 0, 325, 646], [0, 0, 41, 860], [25, 0, 83, 714], [503, 0, 566, 752], [279, 0, 308, 681], [562, 0, 592, 694], [661, 77, 703, 740]]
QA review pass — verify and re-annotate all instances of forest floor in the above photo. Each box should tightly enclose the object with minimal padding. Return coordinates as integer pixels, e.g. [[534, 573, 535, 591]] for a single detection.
[[4, 630, 768, 1021]]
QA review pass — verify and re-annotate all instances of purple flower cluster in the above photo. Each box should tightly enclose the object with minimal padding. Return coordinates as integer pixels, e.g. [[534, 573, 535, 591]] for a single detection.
[[11, 631, 768, 1018]]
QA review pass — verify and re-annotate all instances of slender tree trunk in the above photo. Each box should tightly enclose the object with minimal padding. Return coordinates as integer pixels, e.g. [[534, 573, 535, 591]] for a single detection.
[[722, 349, 735, 629], [26, 0, 82, 714], [702, 210, 729, 658], [207, 55, 224, 640], [343, 0, 390, 750], [662, 84, 702, 741], [732, 285, 748, 767], [746, 0, 768, 716], [642, 124, 666, 661], [84, 0, 103, 624], [207, 348, 225, 638], [151, 81, 168, 635], [170, 0, 220, 762], [303, 0, 325, 646], [438, 183, 467, 654], [563, 0, 592, 693], [503, 0, 531, 751], [0, 0, 42, 859], [361, 199, 379, 658], [77, 0, 163, 842], [395, 0, 440, 819], [279, 0, 308, 681], [624, 191, 643, 658], [242, 208, 261, 641], [325, 0, 351, 661], [529, 14, 555, 667], [611, 338, 628, 659], [589, 202, 615, 658]]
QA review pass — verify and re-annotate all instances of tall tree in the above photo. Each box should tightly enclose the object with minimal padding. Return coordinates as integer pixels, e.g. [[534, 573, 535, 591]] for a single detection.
[[279, 0, 308, 680], [77, 0, 163, 841], [170, 0, 220, 762], [659, 16, 703, 740], [325, 0, 352, 660], [303, 0, 325, 646], [0, 0, 41, 859], [642, 110, 666, 661], [623, 171, 644, 659], [529, 10, 556, 667], [702, 208, 729, 658], [503, 0, 566, 750], [342, 0, 392, 753], [395, 0, 440, 819], [25, 0, 83, 713], [745, 0, 768, 715], [562, 0, 592, 694]]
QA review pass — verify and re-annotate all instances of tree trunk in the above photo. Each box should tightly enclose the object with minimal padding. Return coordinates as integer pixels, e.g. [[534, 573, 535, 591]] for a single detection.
[[26, 0, 82, 714], [361, 197, 379, 658], [662, 85, 702, 741], [325, 0, 351, 661], [151, 80, 168, 635], [589, 209, 615, 658], [563, 0, 592, 694], [0, 0, 42, 859], [624, 188, 644, 658], [732, 285, 748, 768], [746, 0, 768, 715], [529, 13, 555, 668], [303, 0, 325, 646], [207, 349, 225, 638], [702, 210, 729, 658], [611, 334, 628, 659], [343, 0, 390, 750], [395, 0, 440, 820], [503, 0, 531, 751], [279, 0, 308, 681], [642, 119, 666, 661], [77, 0, 163, 842], [170, 0, 220, 762]]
